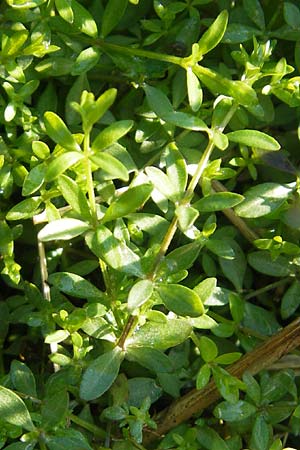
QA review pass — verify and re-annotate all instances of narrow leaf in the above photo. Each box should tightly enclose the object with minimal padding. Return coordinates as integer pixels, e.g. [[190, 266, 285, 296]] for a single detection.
[[80, 347, 123, 400], [227, 130, 280, 150], [102, 184, 152, 223], [45, 152, 84, 182], [187, 67, 203, 111], [101, 0, 128, 37], [44, 111, 80, 151], [58, 174, 92, 222], [92, 120, 133, 152], [90, 152, 129, 181], [165, 143, 187, 196], [198, 10, 228, 56]]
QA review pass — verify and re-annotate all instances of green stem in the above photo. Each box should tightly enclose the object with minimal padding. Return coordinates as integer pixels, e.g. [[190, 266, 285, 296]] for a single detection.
[[95, 39, 183, 66], [84, 132, 97, 227], [38, 437, 48, 450], [244, 278, 291, 301], [69, 413, 107, 439]]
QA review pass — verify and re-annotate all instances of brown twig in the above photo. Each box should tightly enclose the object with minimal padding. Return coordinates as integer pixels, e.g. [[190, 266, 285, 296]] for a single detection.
[[143, 318, 300, 445], [211, 179, 259, 242]]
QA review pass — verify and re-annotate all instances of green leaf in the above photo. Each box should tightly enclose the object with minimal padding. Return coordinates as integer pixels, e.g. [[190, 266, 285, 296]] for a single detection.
[[55, 0, 74, 23], [165, 143, 187, 196], [38, 218, 90, 242], [102, 184, 152, 223], [128, 377, 162, 407], [194, 65, 258, 107], [197, 425, 230, 450], [85, 226, 143, 277], [194, 192, 244, 212], [284, 2, 300, 29], [227, 130, 280, 150], [58, 175, 92, 222], [243, 0, 265, 29], [82, 88, 117, 130], [212, 366, 245, 403], [44, 111, 81, 152], [176, 204, 199, 232], [281, 280, 300, 319], [45, 151, 84, 182], [199, 336, 218, 362], [22, 163, 46, 196], [127, 279, 154, 312], [214, 400, 256, 421], [72, 0, 98, 37], [163, 111, 208, 131], [243, 372, 261, 405], [90, 152, 129, 181], [128, 318, 192, 350], [243, 302, 280, 336], [145, 166, 176, 200], [157, 284, 204, 317], [101, 0, 128, 37], [6, 197, 42, 221], [92, 120, 133, 152], [80, 347, 123, 400], [32, 141, 50, 159], [194, 278, 217, 304], [187, 67, 202, 111], [197, 10, 228, 56], [143, 84, 174, 118], [44, 329, 70, 344], [196, 363, 211, 389], [48, 272, 105, 299], [46, 429, 93, 450], [0, 386, 35, 431], [250, 415, 270, 450], [10, 361, 37, 397], [235, 182, 293, 218], [219, 240, 246, 291], [223, 23, 262, 44], [126, 347, 173, 373], [205, 239, 235, 259], [71, 46, 101, 75], [41, 387, 69, 428], [248, 251, 293, 277], [214, 352, 241, 364], [213, 129, 229, 150]]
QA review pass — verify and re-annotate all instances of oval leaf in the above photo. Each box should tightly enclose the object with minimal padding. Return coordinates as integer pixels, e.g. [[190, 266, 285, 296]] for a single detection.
[[128, 279, 154, 312], [38, 218, 90, 242], [101, 0, 128, 37], [187, 67, 203, 112], [281, 280, 300, 319], [126, 347, 172, 373], [80, 347, 123, 400], [0, 386, 35, 431], [214, 400, 256, 421], [157, 284, 204, 317], [226, 130, 280, 150], [235, 183, 293, 218], [48, 271, 105, 299], [194, 192, 244, 212], [248, 251, 293, 277]]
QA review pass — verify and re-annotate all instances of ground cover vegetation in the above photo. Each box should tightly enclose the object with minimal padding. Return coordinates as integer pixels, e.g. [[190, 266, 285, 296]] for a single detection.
[[1, 0, 300, 448]]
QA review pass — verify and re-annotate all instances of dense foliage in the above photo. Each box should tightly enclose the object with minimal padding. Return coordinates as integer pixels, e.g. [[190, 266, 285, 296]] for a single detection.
[[1, 0, 300, 449]]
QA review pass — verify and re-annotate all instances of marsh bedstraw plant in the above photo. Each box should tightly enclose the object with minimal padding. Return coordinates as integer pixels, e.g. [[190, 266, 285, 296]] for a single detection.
[[1, 0, 300, 449]]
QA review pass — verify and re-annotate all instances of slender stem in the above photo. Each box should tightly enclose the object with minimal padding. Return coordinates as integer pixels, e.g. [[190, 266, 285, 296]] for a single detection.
[[244, 278, 291, 301], [95, 39, 183, 66], [84, 133, 97, 226], [69, 413, 107, 439], [38, 240, 59, 370], [38, 437, 48, 450]]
